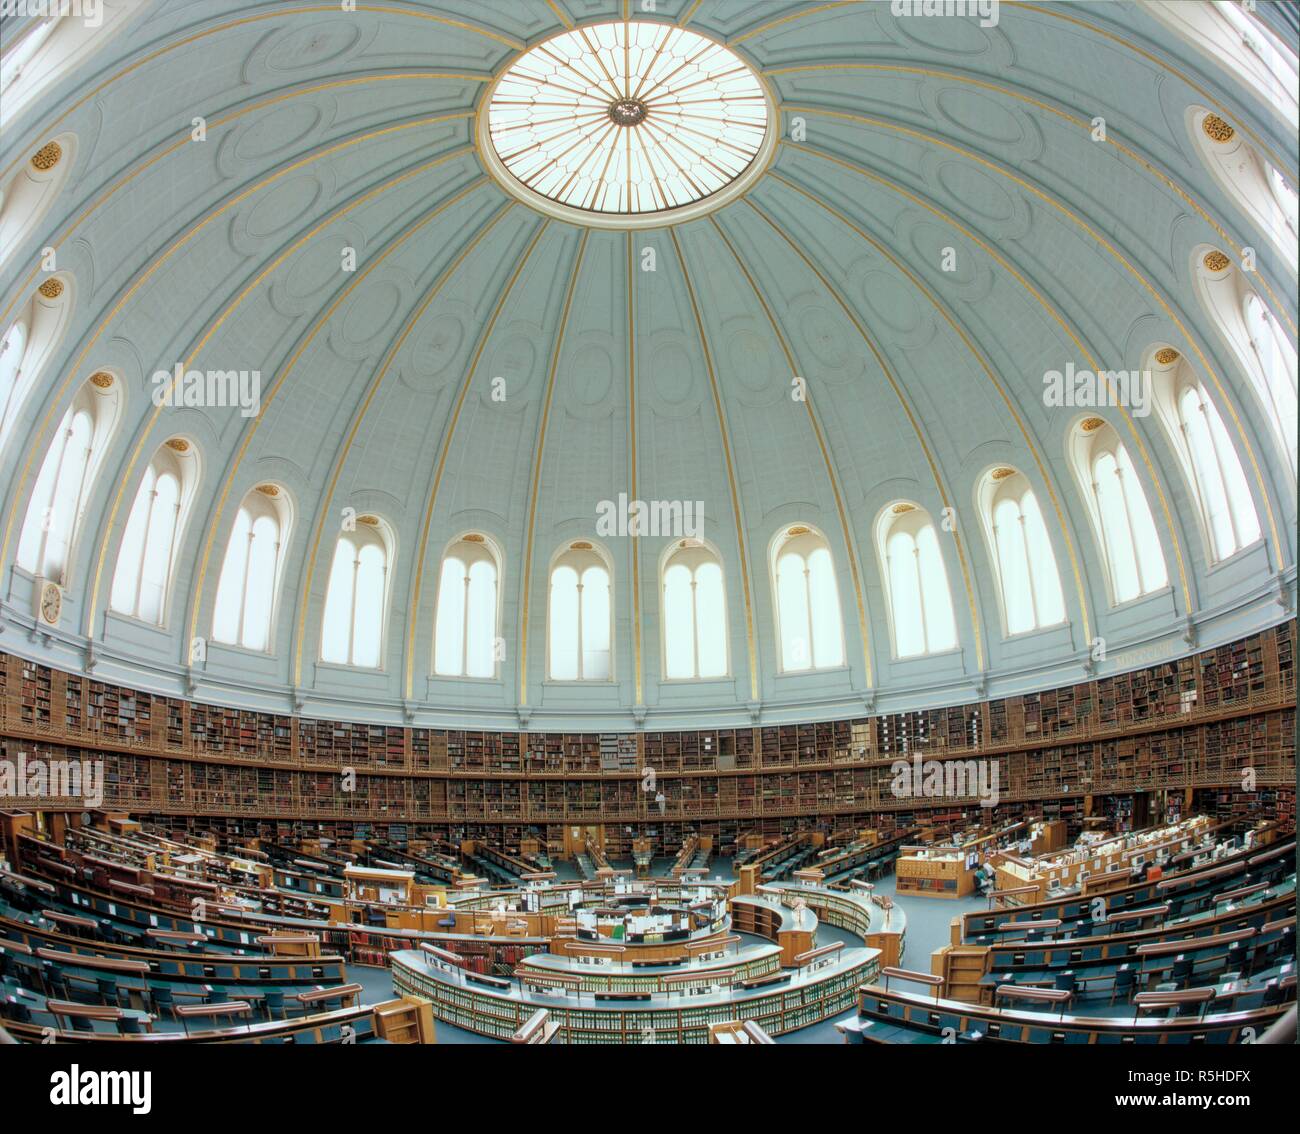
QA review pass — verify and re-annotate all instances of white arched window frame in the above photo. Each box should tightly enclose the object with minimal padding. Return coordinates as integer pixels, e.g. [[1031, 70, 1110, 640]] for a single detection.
[[1149, 349, 1262, 564], [547, 541, 613, 682], [772, 525, 845, 672], [212, 486, 293, 652], [661, 538, 729, 680], [1187, 107, 1298, 270], [109, 439, 199, 625], [976, 470, 1067, 637], [1243, 291, 1298, 469], [0, 133, 76, 271], [1193, 251, 1298, 475], [434, 534, 502, 678], [17, 371, 121, 584], [0, 275, 73, 453], [874, 506, 958, 659], [1146, 3, 1299, 132], [1068, 420, 1169, 606], [320, 517, 394, 669], [0, 2, 138, 124]]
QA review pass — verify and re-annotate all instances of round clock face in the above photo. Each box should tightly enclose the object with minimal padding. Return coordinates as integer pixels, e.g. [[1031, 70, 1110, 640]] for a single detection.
[[41, 583, 61, 622]]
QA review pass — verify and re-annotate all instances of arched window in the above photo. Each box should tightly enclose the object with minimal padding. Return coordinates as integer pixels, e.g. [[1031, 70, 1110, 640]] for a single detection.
[[212, 485, 292, 652], [661, 539, 728, 679], [0, 275, 73, 453], [1146, 3, 1298, 130], [109, 438, 199, 625], [1268, 165, 1299, 240], [0, 3, 137, 123], [771, 525, 845, 671], [1150, 347, 1261, 563], [1243, 291, 1298, 465], [976, 469, 1066, 636], [320, 516, 393, 668], [1069, 419, 1168, 604], [0, 135, 76, 271], [434, 534, 501, 678], [1188, 108, 1298, 268], [1193, 249, 1297, 473], [548, 541, 612, 681], [875, 506, 957, 658], [17, 370, 121, 583]]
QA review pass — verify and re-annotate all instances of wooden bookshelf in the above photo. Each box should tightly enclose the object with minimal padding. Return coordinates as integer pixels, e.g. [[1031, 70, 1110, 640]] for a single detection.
[[0, 624, 1293, 854]]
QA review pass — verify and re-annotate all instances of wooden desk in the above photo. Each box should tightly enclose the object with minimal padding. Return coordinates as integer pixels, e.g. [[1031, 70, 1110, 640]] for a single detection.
[[174, 1000, 253, 1034], [1133, 987, 1216, 1017], [39, 909, 98, 933], [994, 984, 1072, 1015], [46, 1000, 154, 1033], [294, 983, 362, 1010], [255, 934, 322, 959]]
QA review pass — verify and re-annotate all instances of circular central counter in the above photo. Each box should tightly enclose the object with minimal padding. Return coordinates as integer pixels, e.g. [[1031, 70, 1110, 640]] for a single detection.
[[391, 879, 900, 1043]]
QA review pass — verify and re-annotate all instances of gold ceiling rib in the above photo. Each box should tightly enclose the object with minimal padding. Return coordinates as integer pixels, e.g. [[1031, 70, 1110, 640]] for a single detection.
[[403, 219, 553, 701], [743, 196, 986, 672], [626, 232, 643, 705], [545, 0, 574, 30], [782, 103, 1285, 583], [518, 231, 591, 708], [668, 228, 760, 703], [707, 215, 874, 689], [677, 0, 704, 28], [764, 62, 1296, 343], [288, 202, 517, 686], [183, 166, 487, 662]]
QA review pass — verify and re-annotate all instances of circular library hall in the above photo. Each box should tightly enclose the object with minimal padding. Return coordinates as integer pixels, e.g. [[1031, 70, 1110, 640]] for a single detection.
[[0, 0, 1296, 1078]]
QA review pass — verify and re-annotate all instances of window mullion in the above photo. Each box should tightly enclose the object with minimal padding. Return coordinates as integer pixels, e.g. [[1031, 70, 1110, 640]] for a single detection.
[[236, 527, 254, 645], [1017, 509, 1041, 628], [347, 552, 360, 666], [461, 571, 471, 677], [802, 560, 814, 669], [133, 486, 160, 616], [576, 578, 585, 681], [1199, 393, 1244, 552], [912, 543, 929, 652], [37, 425, 74, 573], [1114, 461, 1147, 594], [690, 572, 700, 679]]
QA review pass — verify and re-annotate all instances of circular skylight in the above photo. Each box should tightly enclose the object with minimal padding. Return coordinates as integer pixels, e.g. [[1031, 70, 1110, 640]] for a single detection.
[[481, 22, 772, 226]]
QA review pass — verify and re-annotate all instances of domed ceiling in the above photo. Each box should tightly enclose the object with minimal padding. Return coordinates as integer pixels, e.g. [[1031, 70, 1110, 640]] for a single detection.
[[0, 0, 1295, 731]]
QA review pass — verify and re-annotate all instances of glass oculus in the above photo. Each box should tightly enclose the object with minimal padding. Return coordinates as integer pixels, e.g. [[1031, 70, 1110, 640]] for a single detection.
[[481, 21, 773, 227]]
